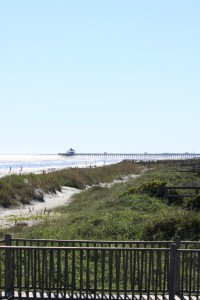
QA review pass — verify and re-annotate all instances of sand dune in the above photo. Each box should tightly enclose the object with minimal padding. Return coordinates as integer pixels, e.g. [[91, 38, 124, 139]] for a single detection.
[[0, 186, 80, 228]]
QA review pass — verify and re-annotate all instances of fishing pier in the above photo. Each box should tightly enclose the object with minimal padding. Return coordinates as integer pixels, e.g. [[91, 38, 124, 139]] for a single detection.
[[59, 152, 200, 161]]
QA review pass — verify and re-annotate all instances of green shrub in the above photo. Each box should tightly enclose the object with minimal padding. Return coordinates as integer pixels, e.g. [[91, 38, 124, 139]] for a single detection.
[[144, 216, 179, 240], [175, 214, 200, 240], [0, 190, 15, 207], [185, 194, 200, 211], [123, 179, 168, 198], [166, 189, 183, 205]]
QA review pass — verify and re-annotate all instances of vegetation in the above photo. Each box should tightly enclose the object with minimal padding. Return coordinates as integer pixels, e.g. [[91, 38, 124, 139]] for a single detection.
[[1, 159, 200, 241], [0, 161, 140, 208]]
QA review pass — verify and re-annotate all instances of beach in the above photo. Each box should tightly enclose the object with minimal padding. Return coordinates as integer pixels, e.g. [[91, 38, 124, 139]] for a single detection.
[[0, 186, 80, 228], [0, 154, 122, 179], [0, 154, 123, 228], [0, 155, 81, 227]]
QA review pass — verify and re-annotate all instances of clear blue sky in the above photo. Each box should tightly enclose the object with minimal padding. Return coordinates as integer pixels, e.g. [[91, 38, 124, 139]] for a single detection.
[[0, 1, 199, 154]]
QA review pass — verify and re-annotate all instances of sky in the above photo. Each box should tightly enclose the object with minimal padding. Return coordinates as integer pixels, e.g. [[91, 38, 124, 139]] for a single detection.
[[0, 1, 200, 154]]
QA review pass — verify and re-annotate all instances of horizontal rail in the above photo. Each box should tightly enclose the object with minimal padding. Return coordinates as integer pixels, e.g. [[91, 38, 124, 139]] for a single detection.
[[164, 186, 200, 199], [11, 238, 173, 248], [10, 237, 200, 249], [12, 238, 173, 244], [165, 186, 200, 190], [0, 245, 170, 251]]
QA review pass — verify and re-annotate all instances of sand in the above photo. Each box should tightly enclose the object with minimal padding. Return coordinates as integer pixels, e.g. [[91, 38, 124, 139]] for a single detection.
[[0, 186, 80, 228], [0, 168, 138, 228], [0, 166, 81, 228]]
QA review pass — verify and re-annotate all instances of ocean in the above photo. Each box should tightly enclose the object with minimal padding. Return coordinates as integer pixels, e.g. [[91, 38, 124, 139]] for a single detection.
[[0, 154, 122, 176]]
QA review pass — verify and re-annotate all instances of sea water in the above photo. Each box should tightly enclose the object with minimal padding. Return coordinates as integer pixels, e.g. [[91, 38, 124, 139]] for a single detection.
[[0, 154, 122, 176]]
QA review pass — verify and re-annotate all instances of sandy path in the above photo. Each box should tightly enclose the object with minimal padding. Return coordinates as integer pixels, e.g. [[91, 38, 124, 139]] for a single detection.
[[0, 186, 80, 228], [0, 174, 139, 228]]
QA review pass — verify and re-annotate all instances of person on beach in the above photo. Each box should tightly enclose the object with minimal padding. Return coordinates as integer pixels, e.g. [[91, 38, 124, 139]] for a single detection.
[[9, 166, 11, 172]]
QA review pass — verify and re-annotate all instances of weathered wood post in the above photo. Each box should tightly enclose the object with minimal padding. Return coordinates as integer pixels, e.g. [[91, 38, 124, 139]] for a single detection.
[[164, 186, 168, 199], [169, 243, 177, 300], [5, 234, 13, 299]]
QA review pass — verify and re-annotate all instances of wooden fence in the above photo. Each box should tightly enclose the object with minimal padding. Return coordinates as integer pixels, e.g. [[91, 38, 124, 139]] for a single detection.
[[0, 235, 199, 299], [165, 186, 200, 199]]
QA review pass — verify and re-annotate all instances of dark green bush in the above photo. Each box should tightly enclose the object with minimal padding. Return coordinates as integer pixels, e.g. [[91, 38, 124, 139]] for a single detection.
[[185, 194, 200, 211], [123, 179, 168, 198], [166, 189, 183, 205], [144, 216, 178, 240], [175, 215, 200, 240]]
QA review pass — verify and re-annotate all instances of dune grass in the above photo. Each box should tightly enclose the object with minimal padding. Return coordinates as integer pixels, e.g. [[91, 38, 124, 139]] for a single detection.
[[0, 160, 140, 208], [2, 159, 200, 241]]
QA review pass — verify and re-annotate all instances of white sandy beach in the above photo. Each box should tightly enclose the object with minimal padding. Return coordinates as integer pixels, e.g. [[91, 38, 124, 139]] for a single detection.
[[0, 154, 122, 180], [0, 159, 114, 228], [0, 161, 136, 228], [0, 167, 66, 179], [0, 186, 80, 228]]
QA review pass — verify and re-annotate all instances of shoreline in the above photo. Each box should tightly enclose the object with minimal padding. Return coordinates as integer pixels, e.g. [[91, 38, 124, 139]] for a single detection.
[[0, 160, 121, 179], [0, 166, 64, 179]]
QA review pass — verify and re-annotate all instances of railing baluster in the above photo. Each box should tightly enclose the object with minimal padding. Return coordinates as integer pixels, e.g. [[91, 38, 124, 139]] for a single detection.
[[108, 249, 113, 299], [144, 244, 147, 292], [132, 249, 136, 299], [32, 249, 36, 299], [65, 249, 69, 297], [94, 249, 98, 300], [116, 249, 121, 299], [156, 249, 161, 296], [72, 249, 76, 299], [41, 249, 45, 298], [0, 250, 2, 292], [57, 249, 61, 297], [162, 250, 168, 299], [139, 250, 144, 300], [19, 249, 23, 298], [147, 250, 152, 299], [130, 249, 134, 300], [189, 251, 193, 299], [86, 249, 90, 299], [49, 249, 53, 296], [192, 251, 196, 293], [101, 250, 105, 299], [197, 252, 200, 299], [26, 248, 30, 297], [124, 249, 128, 299]]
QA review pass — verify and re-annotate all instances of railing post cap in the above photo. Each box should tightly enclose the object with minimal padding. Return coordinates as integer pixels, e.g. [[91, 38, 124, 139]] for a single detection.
[[170, 242, 177, 249], [5, 234, 12, 246]]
